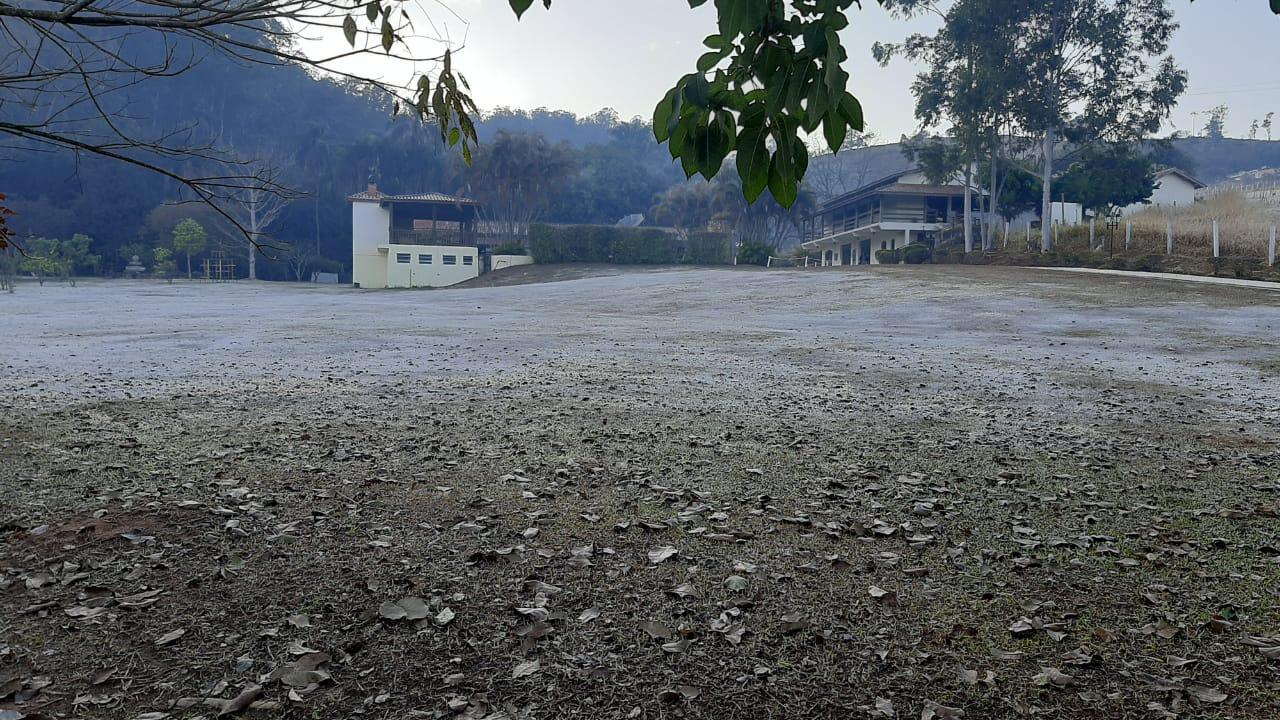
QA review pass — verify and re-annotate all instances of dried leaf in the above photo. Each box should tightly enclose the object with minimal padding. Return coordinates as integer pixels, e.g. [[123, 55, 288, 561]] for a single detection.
[[511, 659, 540, 678]]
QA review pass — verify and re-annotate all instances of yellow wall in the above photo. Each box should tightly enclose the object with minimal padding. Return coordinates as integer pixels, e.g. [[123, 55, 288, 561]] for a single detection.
[[383, 245, 479, 288]]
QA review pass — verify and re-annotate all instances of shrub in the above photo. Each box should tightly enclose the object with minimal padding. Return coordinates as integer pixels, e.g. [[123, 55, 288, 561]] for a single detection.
[[528, 223, 730, 265], [492, 242, 527, 256], [736, 239, 772, 266], [900, 243, 931, 264], [685, 231, 732, 265], [875, 248, 900, 264]]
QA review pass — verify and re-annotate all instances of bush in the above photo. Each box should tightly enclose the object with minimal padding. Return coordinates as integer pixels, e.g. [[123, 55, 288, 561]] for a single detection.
[[875, 248, 901, 264], [900, 243, 931, 264], [1210, 256, 1262, 278], [685, 231, 732, 265], [492, 242, 527, 256], [527, 224, 731, 265], [736, 239, 772, 266]]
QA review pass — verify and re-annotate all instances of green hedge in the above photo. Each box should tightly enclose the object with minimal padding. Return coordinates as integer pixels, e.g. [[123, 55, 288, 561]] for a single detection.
[[528, 224, 731, 265]]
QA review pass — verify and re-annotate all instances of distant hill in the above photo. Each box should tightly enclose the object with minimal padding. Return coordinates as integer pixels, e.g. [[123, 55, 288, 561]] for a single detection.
[[1162, 137, 1280, 184]]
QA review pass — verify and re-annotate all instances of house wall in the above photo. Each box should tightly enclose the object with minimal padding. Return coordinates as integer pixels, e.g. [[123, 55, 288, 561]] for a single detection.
[[1122, 175, 1197, 216], [352, 202, 391, 288], [384, 244, 479, 288], [492, 254, 534, 271]]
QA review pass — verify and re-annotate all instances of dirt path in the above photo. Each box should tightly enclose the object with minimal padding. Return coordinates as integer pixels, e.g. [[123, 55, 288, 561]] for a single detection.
[[2, 266, 1278, 719]]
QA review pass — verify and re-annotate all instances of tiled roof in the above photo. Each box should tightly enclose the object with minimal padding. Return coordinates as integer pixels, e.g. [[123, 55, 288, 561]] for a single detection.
[[346, 189, 477, 204]]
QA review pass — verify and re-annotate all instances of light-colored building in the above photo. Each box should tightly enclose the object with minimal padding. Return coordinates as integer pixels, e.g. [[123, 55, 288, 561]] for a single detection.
[[348, 184, 489, 289], [800, 168, 982, 265], [1121, 167, 1204, 216]]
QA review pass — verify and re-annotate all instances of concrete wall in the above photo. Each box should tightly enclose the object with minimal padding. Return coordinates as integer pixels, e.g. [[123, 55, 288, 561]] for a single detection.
[[384, 244, 479, 288], [1122, 174, 1198, 216], [492, 254, 534, 271], [352, 202, 391, 289]]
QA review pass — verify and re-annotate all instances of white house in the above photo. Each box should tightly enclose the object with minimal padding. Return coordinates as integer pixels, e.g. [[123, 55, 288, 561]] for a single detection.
[[1121, 167, 1204, 216], [348, 184, 530, 288], [800, 168, 983, 264]]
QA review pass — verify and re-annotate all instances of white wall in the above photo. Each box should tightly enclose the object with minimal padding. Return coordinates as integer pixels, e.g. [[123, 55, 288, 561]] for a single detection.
[[1122, 174, 1197, 216], [492, 254, 534, 271], [352, 202, 391, 288], [384, 244, 479, 288]]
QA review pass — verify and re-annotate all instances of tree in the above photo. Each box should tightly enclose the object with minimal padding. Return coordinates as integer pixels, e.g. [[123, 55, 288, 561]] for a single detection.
[[153, 247, 177, 283], [1250, 119, 1260, 140], [60, 234, 101, 282], [804, 130, 882, 201], [220, 181, 292, 280], [1055, 144, 1155, 216], [1264, 112, 1275, 141], [19, 237, 67, 286], [1203, 105, 1229, 139], [1006, 0, 1186, 251], [460, 132, 576, 241], [172, 219, 208, 279]]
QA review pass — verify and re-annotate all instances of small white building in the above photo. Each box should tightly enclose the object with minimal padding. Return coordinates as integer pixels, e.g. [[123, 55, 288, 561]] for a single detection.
[[800, 168, 983, 264], [1121, 167, 1204, 216], [349, 184, 503, 289]]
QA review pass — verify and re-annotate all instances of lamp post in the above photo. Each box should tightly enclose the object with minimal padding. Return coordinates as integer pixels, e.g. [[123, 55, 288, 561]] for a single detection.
[[1106, 210, 1121, 259]]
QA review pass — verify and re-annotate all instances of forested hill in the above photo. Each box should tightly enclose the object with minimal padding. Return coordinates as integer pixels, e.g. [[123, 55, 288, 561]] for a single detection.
[[1, 47, 684, 280]]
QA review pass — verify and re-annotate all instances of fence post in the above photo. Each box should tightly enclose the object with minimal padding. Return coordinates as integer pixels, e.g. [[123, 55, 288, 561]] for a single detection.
[[1166, 218, 1173, 255], [1089, 217, 1095, 250], [1125, 221, 1132, 251], [1270, 225, 1277, 266], [1212, 220, 1220, 258]]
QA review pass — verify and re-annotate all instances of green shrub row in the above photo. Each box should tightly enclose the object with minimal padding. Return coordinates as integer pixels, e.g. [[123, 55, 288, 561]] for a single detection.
[[528, 224, 731, 265]]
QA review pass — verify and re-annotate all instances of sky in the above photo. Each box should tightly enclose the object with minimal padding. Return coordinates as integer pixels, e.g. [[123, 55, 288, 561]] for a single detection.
[[330, 0, 1280, 141]]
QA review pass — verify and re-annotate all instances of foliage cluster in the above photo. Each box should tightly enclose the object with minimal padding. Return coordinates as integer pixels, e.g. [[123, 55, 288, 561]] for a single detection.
[[528, 224, 731, 266]]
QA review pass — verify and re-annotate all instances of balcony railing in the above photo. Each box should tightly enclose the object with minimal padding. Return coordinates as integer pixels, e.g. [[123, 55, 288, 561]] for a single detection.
[[390, 229, 474, 246]]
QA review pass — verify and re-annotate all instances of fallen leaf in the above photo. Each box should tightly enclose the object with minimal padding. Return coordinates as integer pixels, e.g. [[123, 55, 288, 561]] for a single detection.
[[512, 659, 540, 679]]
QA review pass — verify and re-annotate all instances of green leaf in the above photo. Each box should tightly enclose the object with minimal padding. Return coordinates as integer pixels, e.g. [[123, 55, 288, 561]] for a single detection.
[[342, 15, 356, 46], [839, 93, 865, 132], [509, 0, 536, 18], [682, 73, 711, 107], [366, 1, 379, 23], [822, 109, 847, 154], [715, 0, 767, 40], [736, 124, 769, 202], [696, 50, 726, 73], [652, 87, 680, 142], [381, 20, 393, 52], [696, 111, 734, 180], [768, 149, 798, 208]]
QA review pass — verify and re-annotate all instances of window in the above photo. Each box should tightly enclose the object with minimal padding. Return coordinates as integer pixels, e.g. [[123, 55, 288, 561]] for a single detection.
[[395, 252, 410, 264], [462, 255, 474, 266], [443, 255, 457, 265], [418, 254, 432, 265]]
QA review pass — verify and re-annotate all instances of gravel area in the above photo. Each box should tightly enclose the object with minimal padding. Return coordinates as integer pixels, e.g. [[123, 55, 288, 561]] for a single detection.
[[2, 265, 1278, 720]]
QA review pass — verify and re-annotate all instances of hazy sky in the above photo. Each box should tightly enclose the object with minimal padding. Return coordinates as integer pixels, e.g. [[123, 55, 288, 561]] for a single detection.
[[343, 0, 1280, 140]]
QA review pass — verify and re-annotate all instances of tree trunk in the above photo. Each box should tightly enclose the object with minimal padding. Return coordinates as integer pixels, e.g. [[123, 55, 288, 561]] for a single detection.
[[248, 200, 258, 281], [1041, 126, 1055, 252], [963, 163, 973, 253], [186, 251, 192, 279]]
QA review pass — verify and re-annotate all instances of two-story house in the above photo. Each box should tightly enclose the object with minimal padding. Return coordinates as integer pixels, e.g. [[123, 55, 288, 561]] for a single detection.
[[800, 168, 981, 265]]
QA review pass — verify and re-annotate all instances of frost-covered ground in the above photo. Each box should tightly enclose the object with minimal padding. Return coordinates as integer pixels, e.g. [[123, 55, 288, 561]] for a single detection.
[[2, 266, 1278, 720]]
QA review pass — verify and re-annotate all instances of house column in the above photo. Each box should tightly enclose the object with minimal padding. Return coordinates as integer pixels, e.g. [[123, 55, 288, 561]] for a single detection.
[[903, 229, 911, 251]]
